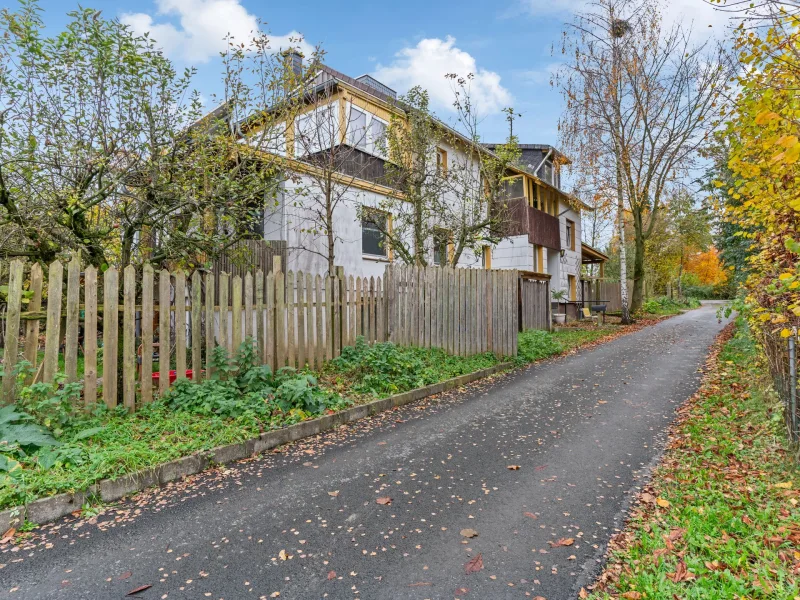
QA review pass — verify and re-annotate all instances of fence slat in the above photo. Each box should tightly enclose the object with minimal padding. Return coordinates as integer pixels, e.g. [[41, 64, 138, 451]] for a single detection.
[[275, 270, 285, 368], [64, 256, 81, 383], [123, 265, 136, 411], [256, 270, 265, 363], [192, 271, 202, 382], [1, 260, 24, 402], [141, 265, 154, 404], [231, 275, 242, 354], [84, 266, 98, 405], [219, 273, 229, 355], [333, 272, 341, 356], [376, 277, 384, 343], [159, 270, 171, 397], [315, 274, 324, 368], [265, 273, 278, 371], [325, 275, 333, 361], [23, 264, 43, 373], [244, 272, 254, 344], [175, 271, 187, 380], [297, 272, 306, 368], [205, 272, 215, 378], [286, 271, 295, 368], [102, 267, 119, 407], [43, 261, 64, 384]]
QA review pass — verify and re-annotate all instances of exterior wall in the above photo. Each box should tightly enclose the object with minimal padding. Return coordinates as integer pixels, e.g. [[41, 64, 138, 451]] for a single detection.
[[554, 206, 582, 302], [491, 235, 534, 271]]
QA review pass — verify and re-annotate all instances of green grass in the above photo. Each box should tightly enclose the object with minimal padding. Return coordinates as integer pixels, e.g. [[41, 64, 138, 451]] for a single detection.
[[592, 320, 800, 599], [319, 338, 500, 401], [517, 325, 620, 363], [640, 296, 701, 316]]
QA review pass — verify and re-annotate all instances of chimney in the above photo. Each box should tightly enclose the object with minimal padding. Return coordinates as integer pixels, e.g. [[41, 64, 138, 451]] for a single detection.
[[281, 49, 304, 78]]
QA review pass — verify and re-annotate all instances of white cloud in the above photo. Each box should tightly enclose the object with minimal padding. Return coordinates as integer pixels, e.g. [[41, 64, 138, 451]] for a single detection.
[[121, 0, 312, 64], [373, 36, 512, 115]]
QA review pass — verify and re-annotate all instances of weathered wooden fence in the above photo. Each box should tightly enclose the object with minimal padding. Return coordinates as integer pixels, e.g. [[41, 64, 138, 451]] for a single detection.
[[386, 265, 518, 358], [1, 259, 525, 410], [520, 277, 551, 332], [582, 278, 639, 312]]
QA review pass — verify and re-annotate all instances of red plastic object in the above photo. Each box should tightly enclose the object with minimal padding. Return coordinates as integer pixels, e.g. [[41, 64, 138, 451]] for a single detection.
[[151, 370, 195, 384]]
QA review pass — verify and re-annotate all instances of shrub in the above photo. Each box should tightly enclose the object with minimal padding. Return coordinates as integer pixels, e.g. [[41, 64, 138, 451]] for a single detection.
[[325, 338, 498, 398], [517, 329, 563, 363], [162, 339, 347, 420]]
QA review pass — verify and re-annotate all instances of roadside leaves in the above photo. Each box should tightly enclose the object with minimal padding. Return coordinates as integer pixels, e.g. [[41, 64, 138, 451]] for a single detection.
[[548, 537, 574, 548], [126, 585, 152, 596], [506, 465, 520, 470], [460, 528, 478, 538], [376, 497, 392, 505]]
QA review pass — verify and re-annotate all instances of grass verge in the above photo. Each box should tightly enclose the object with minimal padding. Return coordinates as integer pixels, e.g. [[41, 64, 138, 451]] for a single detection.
[[590, 319, 800, 599]]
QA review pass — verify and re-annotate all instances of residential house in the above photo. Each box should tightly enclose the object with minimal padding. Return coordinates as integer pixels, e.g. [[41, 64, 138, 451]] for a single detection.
[[237, 53, 595, 311]]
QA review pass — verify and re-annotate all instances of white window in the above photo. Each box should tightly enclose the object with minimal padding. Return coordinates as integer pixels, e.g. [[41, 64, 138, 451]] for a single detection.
[[348, 107, 368, 150], [295, 102, 338, 156], [369, 118, 387, 157]]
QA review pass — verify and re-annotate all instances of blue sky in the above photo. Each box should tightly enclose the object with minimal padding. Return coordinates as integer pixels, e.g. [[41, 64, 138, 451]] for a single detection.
[[32, 0, 728, 148]]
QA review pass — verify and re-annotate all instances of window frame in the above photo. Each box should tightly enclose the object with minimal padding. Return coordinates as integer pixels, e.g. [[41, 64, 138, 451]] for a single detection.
[[294, 101, 339, 156], [566, 219, 575, 251], [361, 208, 390, 259], [433, 228, 452, 267]]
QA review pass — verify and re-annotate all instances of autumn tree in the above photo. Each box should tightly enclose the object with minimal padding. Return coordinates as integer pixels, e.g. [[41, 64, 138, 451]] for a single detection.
[[558, 0, 727, 316], [0, 0, 303, 269]]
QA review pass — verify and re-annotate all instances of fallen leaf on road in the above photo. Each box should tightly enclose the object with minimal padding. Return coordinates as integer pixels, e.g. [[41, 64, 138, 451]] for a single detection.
[[328, 491, 339, 497], [460, 528, 478, 538], [656, 497, 671, 508], [465, 553, 483, 574], [579, 588, 589, 598], [455, 586, 469, 596], [523, 512, 538, 520], [1, 528, 15, 544], [279, 550, 288, 561], [507, 465, 520, 470], [271, 593, 280, 598], [327, 571, 336, 580], [549, 537, 574, 547], [408, 582, 432, 586], [126, 585, 152, 596], [118, 571, 132, 580], [376, 497, 392, 505], [640, 492, 655, 504]]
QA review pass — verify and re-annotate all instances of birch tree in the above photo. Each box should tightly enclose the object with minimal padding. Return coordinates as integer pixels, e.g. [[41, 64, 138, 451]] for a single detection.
[[558, 0, 727, 317]]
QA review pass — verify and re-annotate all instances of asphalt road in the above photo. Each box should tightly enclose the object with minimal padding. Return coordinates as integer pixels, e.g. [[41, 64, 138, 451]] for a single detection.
[[0, 303, 729, 600]]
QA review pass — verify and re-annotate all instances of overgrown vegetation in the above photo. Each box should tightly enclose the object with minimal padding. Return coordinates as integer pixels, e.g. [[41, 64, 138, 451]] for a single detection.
[[0, 341, 349, 510], [320, 337, 499, 400], [592, 321, 800, 598], [517, 325, 623, 363], [639, 296, 701, 316]]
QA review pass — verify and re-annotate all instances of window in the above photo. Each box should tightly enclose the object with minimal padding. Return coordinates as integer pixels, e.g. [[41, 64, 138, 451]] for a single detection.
[[348, 107, 368, 150], [295, 103, 337, 155], [436, 147, 448, 176], [568, 274, 577, 301], [566, 220, 575, 251], [362, 210, 388, 257], [433, 229, 450, 266], [370, 118, 387, 156]]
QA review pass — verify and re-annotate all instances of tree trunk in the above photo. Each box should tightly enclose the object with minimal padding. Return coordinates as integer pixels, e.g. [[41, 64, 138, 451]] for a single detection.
[[615, 163, 631, 324], [631, 209, 646, 312]]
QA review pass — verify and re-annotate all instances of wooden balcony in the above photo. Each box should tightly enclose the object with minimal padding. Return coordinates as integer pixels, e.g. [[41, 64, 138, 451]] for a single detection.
[[505, 197, 561, 251]]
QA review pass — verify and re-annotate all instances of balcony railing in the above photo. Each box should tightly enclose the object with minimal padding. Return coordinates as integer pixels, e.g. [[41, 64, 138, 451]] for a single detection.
[[505, 197, 561, 251]]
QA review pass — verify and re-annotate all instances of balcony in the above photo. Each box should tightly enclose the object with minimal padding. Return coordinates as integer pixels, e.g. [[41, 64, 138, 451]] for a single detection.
[[505, 197, 561, 251]]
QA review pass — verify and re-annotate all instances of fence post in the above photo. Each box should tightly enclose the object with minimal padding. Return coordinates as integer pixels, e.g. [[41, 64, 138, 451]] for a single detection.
[[1, 260, 24, 403], [790, 328, 798, 442]]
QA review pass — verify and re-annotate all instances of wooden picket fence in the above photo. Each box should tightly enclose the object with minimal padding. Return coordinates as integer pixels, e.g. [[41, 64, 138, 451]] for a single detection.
[[520, 277, 552, 332], [386, 265, 518, 358], [1, 258, 525, 410]]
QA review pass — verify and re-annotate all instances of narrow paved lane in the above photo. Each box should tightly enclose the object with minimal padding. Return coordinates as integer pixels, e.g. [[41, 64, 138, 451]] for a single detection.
[[1, 304, 728, 600]]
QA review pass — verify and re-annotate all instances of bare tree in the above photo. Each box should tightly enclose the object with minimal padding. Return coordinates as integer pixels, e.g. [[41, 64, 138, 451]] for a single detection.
[[558, 0, 727, 315], [284, 79, 378, 273]]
